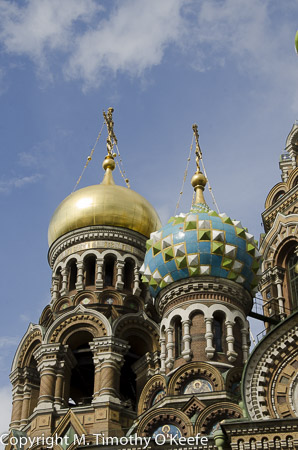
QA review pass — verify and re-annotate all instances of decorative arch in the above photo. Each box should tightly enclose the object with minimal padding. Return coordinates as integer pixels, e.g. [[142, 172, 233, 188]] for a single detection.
[[287, 166, 298, 189], [12, 324, 43, 371], [113, 311, 160, 351], [44, 305, 110, 344], [136, 407, 192, 437], [167, 362, 224, 395], [138, 374, 167, 415], [73, 290, 97, 307], [265, 182, 287, 209], [194, 402, 242, 435], [225, 367, 243, 396], [52, 295, 72, 313]]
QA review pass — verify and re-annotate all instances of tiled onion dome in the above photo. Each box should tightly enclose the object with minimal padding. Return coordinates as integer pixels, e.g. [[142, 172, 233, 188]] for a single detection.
[[140, 203, 261, 298]]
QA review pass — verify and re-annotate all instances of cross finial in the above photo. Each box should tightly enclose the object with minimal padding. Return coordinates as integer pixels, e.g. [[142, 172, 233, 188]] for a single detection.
[[103, 107, 118, 157], [192, 124, 203, 172]]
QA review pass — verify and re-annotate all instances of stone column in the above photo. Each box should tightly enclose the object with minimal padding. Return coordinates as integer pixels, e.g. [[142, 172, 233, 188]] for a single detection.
[[273, 267, 285, 317], [34, 344, 61, 411], [20, 385, 31, 425], [204, 317, 215, 359], [9, 369, 24, 429], [75, 261, 84, 291], [60, 268, 69, 296], [90, 337, 128, 404], [51, 275, 60, 302], [225, 320, 237, 363], [165, 328, 174, 369], [241, 327, 249, 363], [160, 336, 166, 374], [96, 257, 104, 289], [133, 266, 141, 295], [181, 319, 192, 361], [115, 261, 124, 289]]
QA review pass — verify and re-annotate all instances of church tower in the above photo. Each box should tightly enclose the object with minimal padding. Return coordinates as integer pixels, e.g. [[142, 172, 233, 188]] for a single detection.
[[133, 126, 261, 445], [7, 109, 162, 444]]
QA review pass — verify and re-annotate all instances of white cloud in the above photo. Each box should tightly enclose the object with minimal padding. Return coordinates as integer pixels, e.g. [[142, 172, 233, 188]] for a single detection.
[[0, 385, 12, 448], [0, 0, 297, 106], [0, 0, 101, 77], [65, 0, 186, 88], [0, 174, 42, 194]]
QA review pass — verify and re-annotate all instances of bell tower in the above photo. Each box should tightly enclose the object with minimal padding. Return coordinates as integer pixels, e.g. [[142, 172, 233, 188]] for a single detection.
[[7, 109, 162, 444]]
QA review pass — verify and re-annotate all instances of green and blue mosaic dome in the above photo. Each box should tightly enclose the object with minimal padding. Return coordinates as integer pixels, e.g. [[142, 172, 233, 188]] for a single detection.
[[141, 203, 261, 297]]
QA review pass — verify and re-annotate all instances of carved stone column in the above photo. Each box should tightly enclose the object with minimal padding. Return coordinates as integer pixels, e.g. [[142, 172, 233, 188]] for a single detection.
[[75, 262, 84, 291], [133, 266, 141, 296], [165, 328, 174, 369], [96, 257, 104, 289], [53, 346, 76, 409], [273, 267, 286, 317], [90, 337, 128, 404], [116, 261, 124, 289], [225, 320, 237, 363], [60, 268, 69, 296], [9, 368, 24, 430], [181, 319, 192, 361], [160, 336, 166, 374], [205, 317, 215, 359], [51, 275, 60, 302], [34, 344, 61, 411], [241, 327, 249, 363]]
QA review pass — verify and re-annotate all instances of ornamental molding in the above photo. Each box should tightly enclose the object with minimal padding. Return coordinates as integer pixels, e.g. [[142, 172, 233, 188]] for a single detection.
[[156, 277, 252, 316], [243, 312, 298, 420], [259, 212, 298, 261], [262, 187, 298, 232], [48, 225, 147, 268]]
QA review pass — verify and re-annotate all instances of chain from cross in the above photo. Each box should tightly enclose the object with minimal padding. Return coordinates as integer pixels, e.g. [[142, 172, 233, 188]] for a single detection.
[[103, 107, 118, 157]]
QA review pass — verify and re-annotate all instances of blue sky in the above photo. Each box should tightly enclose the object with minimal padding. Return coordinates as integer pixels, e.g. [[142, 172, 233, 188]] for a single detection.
[[0, 0, 297, 438]]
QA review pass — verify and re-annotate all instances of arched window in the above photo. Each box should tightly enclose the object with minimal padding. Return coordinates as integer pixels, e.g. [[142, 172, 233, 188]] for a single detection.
[[237, 439, 244, 450], [261, 437, 268, 449], [67, 331, 94, 407], [56, 267, 63, 292], [249, 438, 256, 449], [286, 436, 293, 448], [174, 318, 183, 358], [103, 255, 116, 287], [123, 259, 134, 292], [273, 436, 281, 448], [287, 252, 298, 309], [84, 255, 96, 287], [68, 260, 77, 291], [213, 314, 223, 352], [272, 190, 285, 204]]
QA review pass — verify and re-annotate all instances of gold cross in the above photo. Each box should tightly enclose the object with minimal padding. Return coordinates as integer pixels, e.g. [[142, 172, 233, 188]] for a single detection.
[[103, 107, 118, 156]]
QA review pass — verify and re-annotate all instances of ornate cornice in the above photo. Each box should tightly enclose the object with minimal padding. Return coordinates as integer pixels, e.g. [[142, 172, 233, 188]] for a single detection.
[[156, 277, 252, 316], [48, 225, 147, 268]]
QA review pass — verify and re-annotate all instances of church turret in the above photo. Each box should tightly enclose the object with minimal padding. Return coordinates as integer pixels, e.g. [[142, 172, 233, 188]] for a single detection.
[[8, 109, 162, 444]]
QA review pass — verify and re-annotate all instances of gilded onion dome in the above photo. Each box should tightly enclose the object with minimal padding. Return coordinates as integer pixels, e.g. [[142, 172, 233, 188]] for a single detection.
[[141, 142, 261, 297], [48, 155, 161, 246]]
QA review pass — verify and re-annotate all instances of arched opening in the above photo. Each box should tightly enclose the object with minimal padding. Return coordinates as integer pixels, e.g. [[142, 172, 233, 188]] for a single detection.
[[67, 331, 94, 407], [213, 313, 224, 353], [103, 254, 116, 287], [273, 436, 281, 448], [120, 334, 152, 409], [123, 258, 135, 292], [261, 437, 268, 449], [84, 255, 96, 287], [287, 252, 298, 310], [249, 438, 256, 449], [56, 267, 63, 292], [272, 190, 285, 204], [174, 317, 183, 358], [237, 439, 244, 450], [68, 259, 77, 292]]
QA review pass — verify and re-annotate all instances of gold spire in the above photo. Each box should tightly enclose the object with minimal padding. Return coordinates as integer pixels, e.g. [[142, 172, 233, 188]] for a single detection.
[[191, 124, 207, 204]]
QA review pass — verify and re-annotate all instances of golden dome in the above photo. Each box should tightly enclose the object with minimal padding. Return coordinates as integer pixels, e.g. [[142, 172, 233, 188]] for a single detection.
[[48, 156, 161, 246]]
